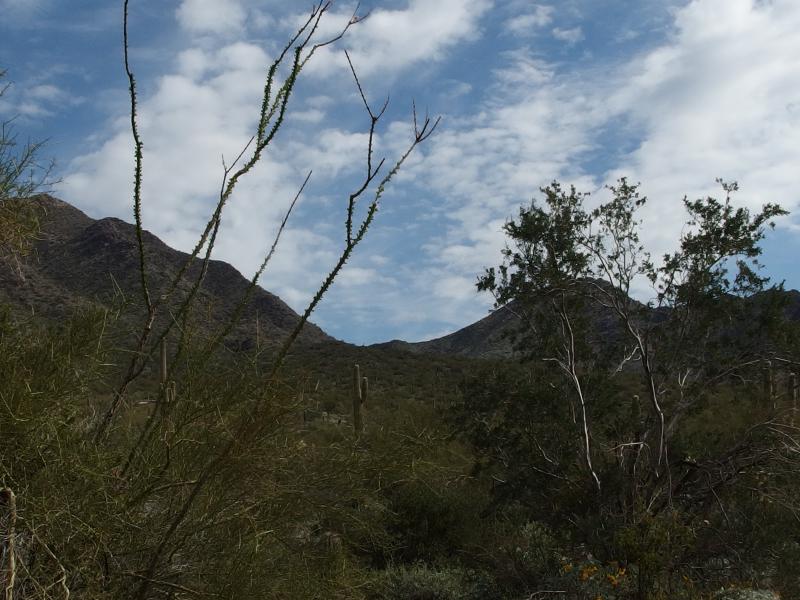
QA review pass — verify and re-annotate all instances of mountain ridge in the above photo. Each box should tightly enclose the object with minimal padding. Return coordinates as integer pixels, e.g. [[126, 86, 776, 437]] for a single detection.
[[371, 284, 800, 359], [3, 195, 799, 361], [0, 194, 332, 351]]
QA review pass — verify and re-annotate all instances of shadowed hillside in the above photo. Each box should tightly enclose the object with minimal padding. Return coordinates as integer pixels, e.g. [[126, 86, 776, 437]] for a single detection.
[[0, 194, 331, 351]]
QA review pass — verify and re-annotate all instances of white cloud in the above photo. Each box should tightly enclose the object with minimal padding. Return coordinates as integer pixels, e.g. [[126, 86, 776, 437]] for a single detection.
[[286, 129, 372, 178], [552, 26, 584, 45], [175, 0, 246, 36], [407, 48, 604, 285], [302, 0, 493, 79], [504, 6, 554, 36], [58, 19, 432, 339], [27, 84, 63, 101], [433, 274, 478, 301], [52, 0, 800, 344], [44, 0, 498, 342], [176, 48, 212, 79], [61, 38, 323, 282], [0, 79, 77, 120], [288, 109, 326, 124], [605, 0, 800, 250]]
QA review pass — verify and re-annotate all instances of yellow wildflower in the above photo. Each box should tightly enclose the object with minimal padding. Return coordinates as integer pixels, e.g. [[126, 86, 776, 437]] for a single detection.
[[580, 564, 599, 581]]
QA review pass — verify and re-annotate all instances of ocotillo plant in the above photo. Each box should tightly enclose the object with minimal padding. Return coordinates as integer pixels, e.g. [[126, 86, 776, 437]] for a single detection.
[[353, 364, 368, 438]]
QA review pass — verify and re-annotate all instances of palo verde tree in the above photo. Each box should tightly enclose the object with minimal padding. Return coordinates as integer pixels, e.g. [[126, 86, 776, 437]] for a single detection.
[[472, 179, 800, 594]]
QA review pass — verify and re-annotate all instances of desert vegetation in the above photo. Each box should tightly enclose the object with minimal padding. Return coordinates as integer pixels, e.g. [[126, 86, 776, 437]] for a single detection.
[[1, 2, 798, 599]]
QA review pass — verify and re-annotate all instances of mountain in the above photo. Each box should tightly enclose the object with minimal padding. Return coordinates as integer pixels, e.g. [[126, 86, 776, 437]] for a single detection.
[[4, 195, 799, 364], [375, 286, 800, 359], [374, 303, 521, 358], [0, 194, 331, 350], [0, 195, 483, 416]]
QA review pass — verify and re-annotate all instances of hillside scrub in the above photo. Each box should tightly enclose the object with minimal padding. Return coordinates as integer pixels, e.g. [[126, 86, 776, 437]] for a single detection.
[[3, 190, 797, 599]]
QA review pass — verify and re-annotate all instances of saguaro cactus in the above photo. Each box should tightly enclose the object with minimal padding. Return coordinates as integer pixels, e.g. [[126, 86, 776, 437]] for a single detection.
[[160, 336, 168, 387], [161, 338, 176, 404], [353, 364, 368, 438], [763, 360, 774, 410]]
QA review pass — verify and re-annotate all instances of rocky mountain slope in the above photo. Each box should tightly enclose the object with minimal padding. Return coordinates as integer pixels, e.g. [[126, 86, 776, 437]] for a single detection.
[[375, 286, 800, 359], [0, 195, 331, 351], [373, 303, 522, 358]]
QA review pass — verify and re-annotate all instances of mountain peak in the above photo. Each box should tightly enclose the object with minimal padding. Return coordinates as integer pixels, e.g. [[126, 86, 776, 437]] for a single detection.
[[1, 195, 331, 348]]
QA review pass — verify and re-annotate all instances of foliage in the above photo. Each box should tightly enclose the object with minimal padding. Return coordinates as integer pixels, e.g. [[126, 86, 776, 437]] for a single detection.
[[712, 591, 780, 600], [371, 564, 498, 600], [465, 179, 798, 598], [1, 2, 441, 598]]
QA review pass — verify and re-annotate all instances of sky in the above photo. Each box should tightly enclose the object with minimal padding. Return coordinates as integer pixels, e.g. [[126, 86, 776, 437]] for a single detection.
[[1, 0, 799, 345]]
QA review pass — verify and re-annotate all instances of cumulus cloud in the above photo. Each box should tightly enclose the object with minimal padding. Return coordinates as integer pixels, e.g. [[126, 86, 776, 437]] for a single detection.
[[61, 36, 339, 306], [0, 80, 77, 120], [605, 0, 800, 249], [552, 26, 584, 45], [504, 5, 554, 36], [301, 0, 493, 79], [404, 0, 800, 319], [44, 0, 497, 342], [407, 47, 604, 285], [59, 4, 441, 339], [175, 0, 246, 36]]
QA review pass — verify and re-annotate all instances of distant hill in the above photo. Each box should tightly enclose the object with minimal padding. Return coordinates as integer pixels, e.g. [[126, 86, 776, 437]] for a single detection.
[[0, 194, 331, 351], [0, 195, 492, 419], [374, 286, 800, 359], [373, 302, 521, 358]]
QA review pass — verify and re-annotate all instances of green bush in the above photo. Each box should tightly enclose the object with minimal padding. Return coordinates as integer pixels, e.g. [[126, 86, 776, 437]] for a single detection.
[[510, 521, 561, 582], [372, 564, 498, 600], [713, 590, 780, 600]]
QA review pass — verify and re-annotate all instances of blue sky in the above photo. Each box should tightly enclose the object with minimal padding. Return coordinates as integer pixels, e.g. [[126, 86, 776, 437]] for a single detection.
[[2, 0, 799, 344]]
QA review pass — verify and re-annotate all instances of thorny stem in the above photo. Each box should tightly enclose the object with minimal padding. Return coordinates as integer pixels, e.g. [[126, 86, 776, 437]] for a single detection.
[[126, 6, 439, 600], [95, 0, 154, 441], [270, 103, 439, 378], [124, 0, 151, 314], [97, 3, 344, 439]]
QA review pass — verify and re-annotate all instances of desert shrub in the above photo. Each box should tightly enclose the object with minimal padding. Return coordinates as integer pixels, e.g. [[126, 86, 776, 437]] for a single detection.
[[611, 510, 696, 599], [384, 477, 477, 564], [712, 590, 780, 600], [371, 563, 498, 600]]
